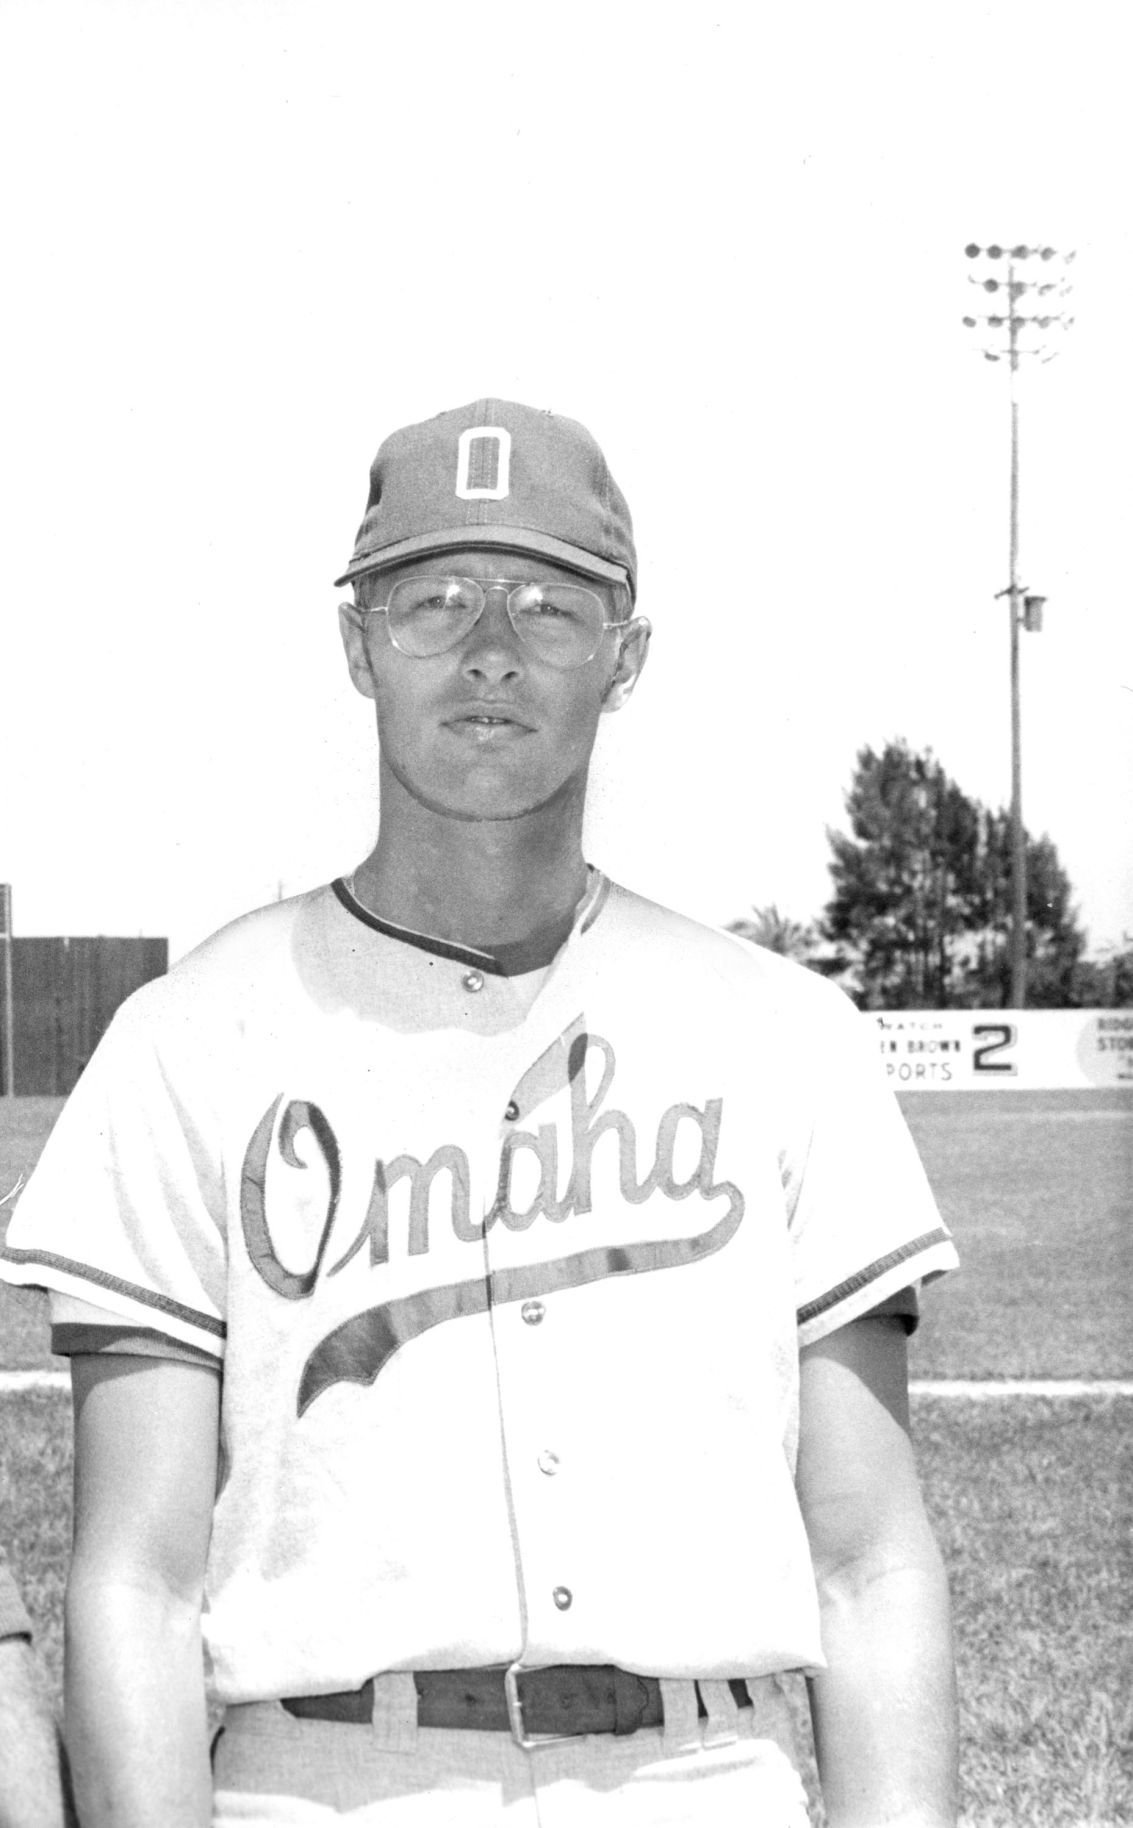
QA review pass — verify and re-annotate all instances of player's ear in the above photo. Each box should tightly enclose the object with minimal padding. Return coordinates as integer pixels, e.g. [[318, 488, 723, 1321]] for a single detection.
[[338, 602, 379, 702], [600, 617, 651, 714]]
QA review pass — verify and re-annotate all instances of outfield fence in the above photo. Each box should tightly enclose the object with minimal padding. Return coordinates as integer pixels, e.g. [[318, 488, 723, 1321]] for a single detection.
[[0, 935, 168, 1096]]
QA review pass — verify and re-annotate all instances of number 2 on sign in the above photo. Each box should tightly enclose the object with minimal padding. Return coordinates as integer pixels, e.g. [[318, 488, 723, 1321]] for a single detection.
[[972, 1023, 1018, 1074]]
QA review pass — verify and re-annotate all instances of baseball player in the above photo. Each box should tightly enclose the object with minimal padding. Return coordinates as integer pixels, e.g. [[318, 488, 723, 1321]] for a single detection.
[[0, 399, 959, 1827], [0, 1545, 72, 1826]]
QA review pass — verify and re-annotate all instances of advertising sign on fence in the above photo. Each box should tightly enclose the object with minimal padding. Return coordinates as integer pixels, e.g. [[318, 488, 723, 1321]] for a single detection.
[[874, 1009, 1133, 1090]]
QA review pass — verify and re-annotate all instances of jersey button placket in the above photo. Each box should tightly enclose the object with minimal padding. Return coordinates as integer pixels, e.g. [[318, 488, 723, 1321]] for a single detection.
[[485, 1074, 573, 1653], [508, 1107, 548, 1327]]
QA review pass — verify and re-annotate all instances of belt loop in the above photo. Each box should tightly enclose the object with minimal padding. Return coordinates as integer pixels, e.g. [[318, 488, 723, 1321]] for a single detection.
[[696, 1678, 740, 1748], [611, 1668, 651, 1737], [745, 1674, 799, 1759], [659, 1679, 700, 1751], [370, 1672, 418, 1751]]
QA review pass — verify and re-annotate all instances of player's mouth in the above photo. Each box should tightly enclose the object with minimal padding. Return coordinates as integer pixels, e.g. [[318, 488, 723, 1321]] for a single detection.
[[443, 705, 535, 742]]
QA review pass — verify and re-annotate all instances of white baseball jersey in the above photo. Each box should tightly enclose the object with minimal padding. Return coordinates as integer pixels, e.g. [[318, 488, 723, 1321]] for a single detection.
[[0, 873, 957, 1705]]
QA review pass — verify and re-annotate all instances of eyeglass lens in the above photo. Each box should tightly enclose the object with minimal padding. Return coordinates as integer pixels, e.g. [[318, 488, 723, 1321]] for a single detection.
[[384, 578, 617, 668]]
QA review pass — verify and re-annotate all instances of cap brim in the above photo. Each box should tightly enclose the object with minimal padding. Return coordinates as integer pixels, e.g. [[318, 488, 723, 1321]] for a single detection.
[[334, 524, 631, 592]]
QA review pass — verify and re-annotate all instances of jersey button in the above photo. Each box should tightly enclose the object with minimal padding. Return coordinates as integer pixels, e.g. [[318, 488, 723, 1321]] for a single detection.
[[504, 1100, 519, 1121], [462, 970, 485, 993], [520, 1299, 545, 1326], [536, 1449, 560, 1476], [552, 1586, 573, 1611]]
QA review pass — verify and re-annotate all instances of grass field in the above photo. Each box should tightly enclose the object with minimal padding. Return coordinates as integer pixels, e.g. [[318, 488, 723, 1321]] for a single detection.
[[905, 1089, 1132, 1382], [2, 1089, 1131, 1825]]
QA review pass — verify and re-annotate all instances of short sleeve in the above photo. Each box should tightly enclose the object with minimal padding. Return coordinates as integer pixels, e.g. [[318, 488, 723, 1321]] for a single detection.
[[49, 1292, 222, 1367], [779, 981, 958, 1348], [0, 1556, 32, 1642], [865, 1283, 920, 1333], [0, 992, 227, 1362]]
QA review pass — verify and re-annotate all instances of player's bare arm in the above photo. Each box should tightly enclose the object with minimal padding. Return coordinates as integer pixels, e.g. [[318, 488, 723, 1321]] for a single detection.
[[797, 1314, 959, 1828], [66, 1356, 218, 1828]]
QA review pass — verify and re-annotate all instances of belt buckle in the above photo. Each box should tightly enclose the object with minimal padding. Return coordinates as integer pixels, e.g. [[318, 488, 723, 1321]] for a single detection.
[[504, 1665, 573, 1750]]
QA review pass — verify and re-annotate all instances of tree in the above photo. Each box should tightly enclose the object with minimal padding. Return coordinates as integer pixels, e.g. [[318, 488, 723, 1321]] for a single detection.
[[1071, 947, 1133, 1007], [821, 740, 1086, 1009], [954, 813, 1086, 1007], [727, 904, 818, 962]]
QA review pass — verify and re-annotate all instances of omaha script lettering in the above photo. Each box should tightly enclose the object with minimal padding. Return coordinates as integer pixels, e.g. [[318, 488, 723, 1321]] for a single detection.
[[238, 1017, 745, 1413]]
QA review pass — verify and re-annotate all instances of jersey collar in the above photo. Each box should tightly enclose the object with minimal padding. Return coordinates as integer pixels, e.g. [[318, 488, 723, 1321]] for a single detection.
[[331, 868, 609, 978]]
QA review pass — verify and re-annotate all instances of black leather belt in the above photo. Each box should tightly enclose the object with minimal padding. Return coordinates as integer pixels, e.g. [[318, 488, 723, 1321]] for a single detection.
[[282, 1665, 753, 1743]]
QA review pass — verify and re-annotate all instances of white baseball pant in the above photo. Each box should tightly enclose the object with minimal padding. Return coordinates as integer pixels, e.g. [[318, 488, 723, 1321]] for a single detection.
[[211, 1673, 811, 1826]]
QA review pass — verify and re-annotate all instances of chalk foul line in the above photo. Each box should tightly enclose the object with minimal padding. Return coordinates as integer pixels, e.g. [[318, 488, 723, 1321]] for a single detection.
[[0, 1371, 1130, 1398], [0, 1370, 70, 1392]]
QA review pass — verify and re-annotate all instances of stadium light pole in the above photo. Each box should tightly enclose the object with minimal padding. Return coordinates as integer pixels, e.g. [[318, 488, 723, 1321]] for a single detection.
[[963, 242, 1074, 1008]]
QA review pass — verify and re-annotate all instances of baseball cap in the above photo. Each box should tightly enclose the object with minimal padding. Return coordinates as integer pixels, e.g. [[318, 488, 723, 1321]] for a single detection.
[[334, 399, 637, 598]]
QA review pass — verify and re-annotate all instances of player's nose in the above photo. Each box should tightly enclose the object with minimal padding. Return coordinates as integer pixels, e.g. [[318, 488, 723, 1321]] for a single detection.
[[460, 589, 524, 682]]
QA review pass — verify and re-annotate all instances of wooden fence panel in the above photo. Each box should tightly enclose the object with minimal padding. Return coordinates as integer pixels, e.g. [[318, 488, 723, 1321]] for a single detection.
[[7, 936, 168, 1095]]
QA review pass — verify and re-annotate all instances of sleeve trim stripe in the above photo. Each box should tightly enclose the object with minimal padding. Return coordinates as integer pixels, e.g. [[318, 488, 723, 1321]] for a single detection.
[[51, 1323, 223, 1366], [0, 1248, 226, 1339], [796, 1228, 952, 1327], [0, 1572, 32, 1642]]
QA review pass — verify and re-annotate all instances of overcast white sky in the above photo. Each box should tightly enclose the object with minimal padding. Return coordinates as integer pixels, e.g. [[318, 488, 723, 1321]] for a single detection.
[[2, 0, 1130, 963]]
